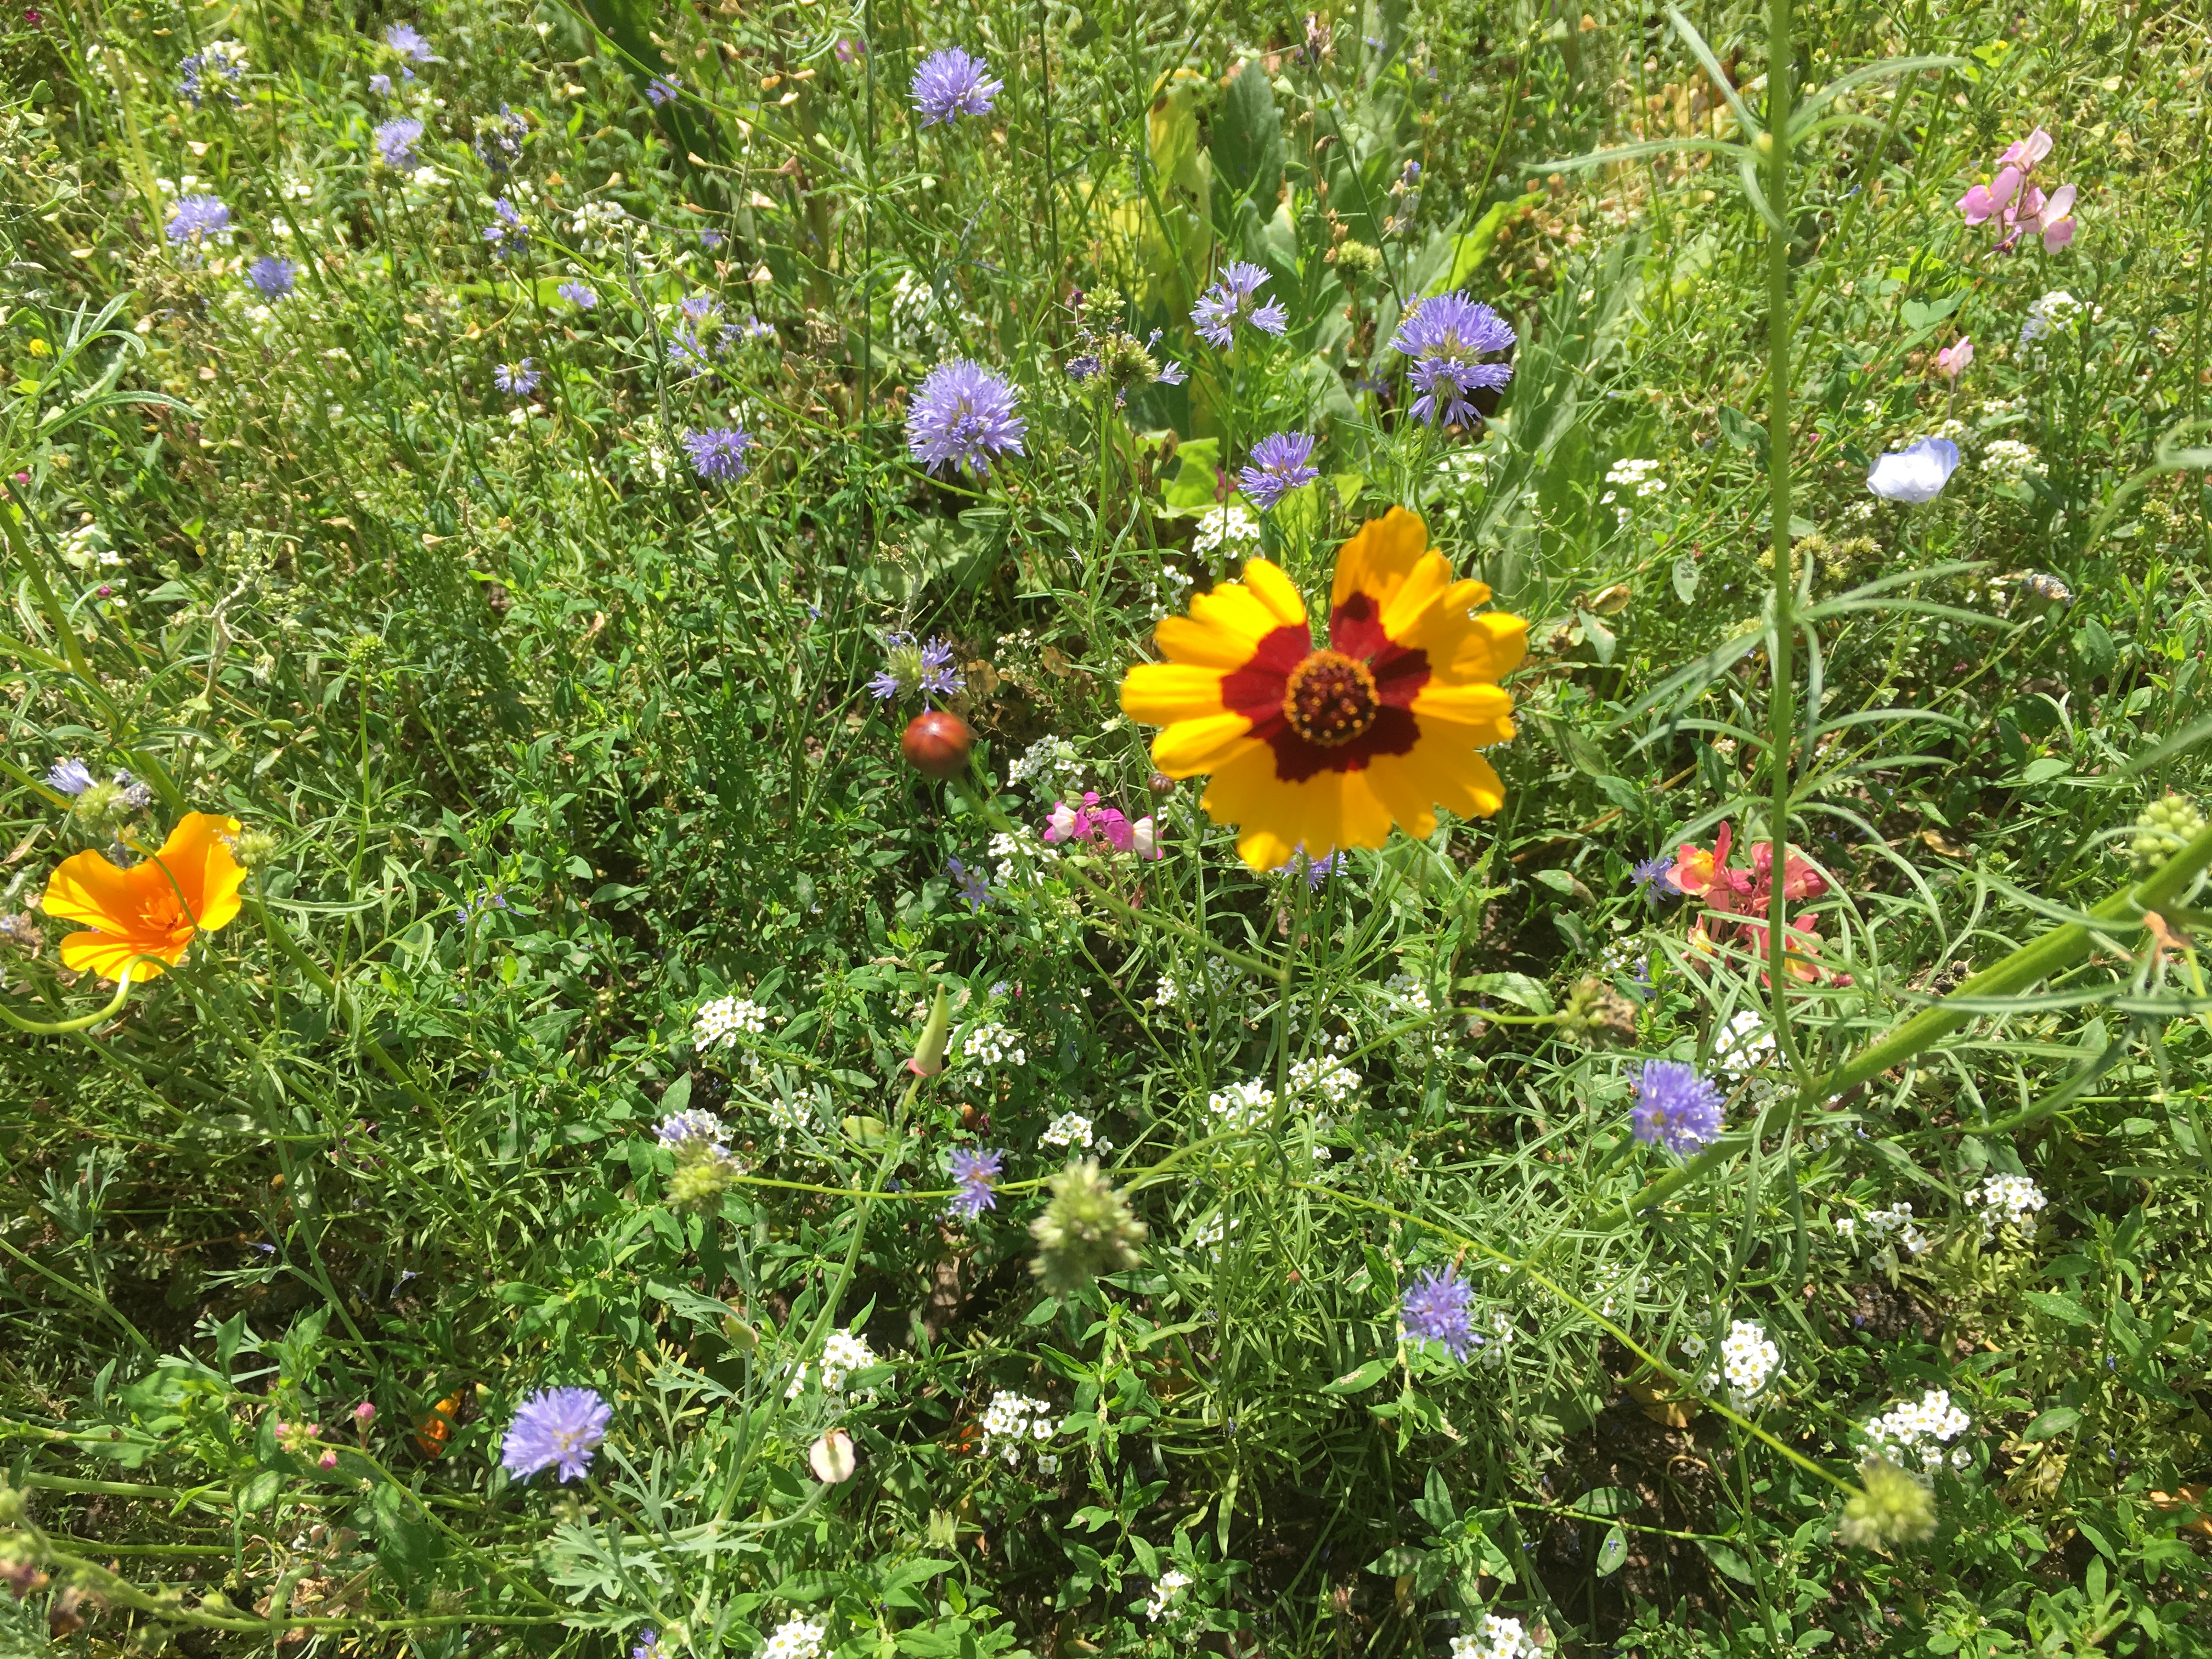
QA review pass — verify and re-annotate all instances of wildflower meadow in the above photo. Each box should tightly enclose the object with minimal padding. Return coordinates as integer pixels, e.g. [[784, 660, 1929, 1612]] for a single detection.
[[8, 0, 2212, 1655]]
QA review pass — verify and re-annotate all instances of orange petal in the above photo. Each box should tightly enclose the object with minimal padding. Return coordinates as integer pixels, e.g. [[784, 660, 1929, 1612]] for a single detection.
[[1122, 663, 1230, 726], [41, 847, 144, 933], [150, 812, 246, 933], [59, 929, 182, 982], [1151, 716, 1259, 778]]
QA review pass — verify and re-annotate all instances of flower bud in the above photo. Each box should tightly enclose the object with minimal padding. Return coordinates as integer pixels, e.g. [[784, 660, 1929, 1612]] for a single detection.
[[1837, 1458, 1936, 1548], [227, 827, 281, 871], [908, 985, 951, 1078], [1559, 977, 1637, 1047], [1029, 1159, 1146, 1297], [808, 1429, 857, 1484], [352, 1401, 376, 1427], [2129, 794, 2207, 875], [668, 1149, 743, 1210]]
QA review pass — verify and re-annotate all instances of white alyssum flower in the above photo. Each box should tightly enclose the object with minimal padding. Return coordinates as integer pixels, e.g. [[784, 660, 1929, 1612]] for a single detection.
[[1453, 1613, 1539, 1659], [1865, 1387, 1972, 1472], [786, 1329, 879, 1399], [1600, 458, 1667, 526], [1192, 503, 1260, 555], [1860, 1201, 1933, 1256], [1979, 1173, 2046, 1237], [978, 1390, 1058, 1465], [1386, 972, 1435, 1015], [1289, 1054, 1362, 1105], [696, 995, 772, 1049], [1206, 1079, 1275, 1129], [959, 1019, 1026, 1069], [1144, 1569, 1193, 1622], [760, 1616, 826, 1659], [1719, 1318, 1780, 1403], [1041, 1111, 1093, 1150], [1982, 438, 2041, 487], [989, 826, 1058, 887], [1006, 733, 1082, 794]]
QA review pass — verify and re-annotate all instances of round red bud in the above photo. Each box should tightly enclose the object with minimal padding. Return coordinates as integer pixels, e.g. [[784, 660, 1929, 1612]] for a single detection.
[[901, 711, 972, 780]]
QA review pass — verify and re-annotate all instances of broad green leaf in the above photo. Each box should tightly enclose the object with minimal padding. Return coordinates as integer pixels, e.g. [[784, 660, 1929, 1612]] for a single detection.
[[1596, 1525, 1628, 1576], [1320, 1359, 1390, 1396], [2021, 1406, 2081, 1441]]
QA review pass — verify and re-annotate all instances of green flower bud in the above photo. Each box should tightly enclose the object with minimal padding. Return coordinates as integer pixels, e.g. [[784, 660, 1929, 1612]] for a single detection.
[[1558, 976, 1637, 1047], [1331, 239, 1382, 275], [668, 1148, 742, 1211], [1836, 1458, 1936, 1549], [2128, 794, 2205, 875], [225, 828, 281, 871], [1029, 1159, 1146, 1297]]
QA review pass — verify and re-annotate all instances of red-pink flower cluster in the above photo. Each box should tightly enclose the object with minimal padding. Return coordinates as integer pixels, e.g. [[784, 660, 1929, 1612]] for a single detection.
[[1667, 823, 1845, 985], [1042, 793, 1161, 859], [1957, 127, 2076, 253]]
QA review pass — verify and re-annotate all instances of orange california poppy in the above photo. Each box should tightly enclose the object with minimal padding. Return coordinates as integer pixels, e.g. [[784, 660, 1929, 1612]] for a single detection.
[[39, 812, 247, 982], [1120, 507, 1526, 871], [414, 1390, 466, 1458]]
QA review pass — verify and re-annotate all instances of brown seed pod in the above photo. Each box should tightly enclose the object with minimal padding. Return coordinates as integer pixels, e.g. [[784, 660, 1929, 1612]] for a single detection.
[[901, 711, 973, 780]]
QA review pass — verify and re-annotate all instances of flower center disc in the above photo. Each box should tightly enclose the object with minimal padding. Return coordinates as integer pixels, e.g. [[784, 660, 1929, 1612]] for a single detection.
[[1282, 651, 1380, 747]]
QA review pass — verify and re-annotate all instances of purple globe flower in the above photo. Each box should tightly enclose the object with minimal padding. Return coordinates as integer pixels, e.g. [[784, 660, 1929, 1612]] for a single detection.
[[385, 22, 433, 63], [632, 1630, 666, 1659], [679, 294, 722, 323], [369, 72, 392, 96], [246, 256, 300, 299], [177, 45, 245, 109], [1272, 848, 1336, 889], [1237, 431, 1319, 511], [373, 116, 425, 170], [1631, 855, 1678, 896], [948, 1148, 1003, 1218], [870, 631, 962, 704], [1156, 359, 1188, 386], [911, 48, 1002, 126], [683, 426, 754, 482], [1065, 353, 1101, 382], [906, 359, 1027, 478], [493, 360, 541, 397], [557, 281, 598, 309], [1401, 1266, 1476, 1361], [1389, 291, 1516, 426], [164, 193, 231, 246], [667, 325, 713, 376], [1630, 1059, 1724, 1155], [655, 1108, 727, 1150], [499, 1386, 611, 1482], [1192, 262, 1289, 348], [46, 759, 96, 796], [646, 75, 680, 106]]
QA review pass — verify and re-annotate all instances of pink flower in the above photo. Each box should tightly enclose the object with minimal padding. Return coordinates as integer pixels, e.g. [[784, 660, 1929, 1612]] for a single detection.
[[2037, 183, 2077, 251], [1042, 793, 1098, 843], [1091, 807, 1134, 853], [1997, 127, 2054, 171], [1936, 337, 1973, 380], [1960, 127, 2078, 255]]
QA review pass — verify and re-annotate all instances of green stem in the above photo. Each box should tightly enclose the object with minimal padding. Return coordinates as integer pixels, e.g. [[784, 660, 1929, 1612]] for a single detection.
[[1763, 0, 1802, 1081], [1594, 815, 2212, 1230]]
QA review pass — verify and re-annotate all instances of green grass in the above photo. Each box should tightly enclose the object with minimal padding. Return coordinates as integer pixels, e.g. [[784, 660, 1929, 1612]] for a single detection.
[[3, 1, 2212, 1656]]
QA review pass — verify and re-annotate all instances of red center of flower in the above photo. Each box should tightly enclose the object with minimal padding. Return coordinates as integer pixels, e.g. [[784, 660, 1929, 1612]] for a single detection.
[[1282, 651, 1380, 747]]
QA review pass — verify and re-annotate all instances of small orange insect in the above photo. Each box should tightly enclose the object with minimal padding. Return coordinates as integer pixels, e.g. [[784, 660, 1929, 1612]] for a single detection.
[[413, 1390, 466, 1458]]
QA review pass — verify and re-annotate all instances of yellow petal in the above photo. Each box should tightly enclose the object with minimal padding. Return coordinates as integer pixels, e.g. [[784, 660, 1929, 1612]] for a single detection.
[[1329, 507, 1432, 617], [1188, 571, 1303, 646], [1239, 558, 1310, 628], [1155, 613, 1266, 670], [1200, 746, 1395, 870], [1412, 682, 1517, 748], [1150, 715, 1259, 777], [1122, 662, 1229, 725]]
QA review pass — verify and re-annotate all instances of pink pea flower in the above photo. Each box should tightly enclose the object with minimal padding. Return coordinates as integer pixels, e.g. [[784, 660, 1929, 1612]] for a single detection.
[[2037, 183, 2077, 251], [1997, 127, 2055, 171], [1091, 806, 1134, 853], [1131, 816, 1161, 860], [1936, 337, 1973, 380], [1042, 793, 1099, 843]]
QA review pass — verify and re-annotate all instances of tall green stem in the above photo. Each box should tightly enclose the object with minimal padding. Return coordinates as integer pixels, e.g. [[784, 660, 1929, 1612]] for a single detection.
[[1763, 0, 1801, 1076]]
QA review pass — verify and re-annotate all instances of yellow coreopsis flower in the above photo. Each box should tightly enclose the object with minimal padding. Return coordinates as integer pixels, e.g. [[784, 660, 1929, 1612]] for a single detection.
[[1120, 507, 1526, 870]]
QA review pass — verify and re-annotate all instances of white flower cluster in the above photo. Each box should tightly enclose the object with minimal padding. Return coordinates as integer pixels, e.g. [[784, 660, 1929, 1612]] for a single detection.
[[1007, 733, 1082, 795], [1385, 971, 1436, 1017], [960, 1019, 1026, 1069], [978, 1390, 1058, 1466], [1720, 1319, 1780, 1403], [888, 269, 985, 353], [1144, 561, 1196, 620], [2018, 289, 2101, 350], [1041, 1111, 1093, 1150], [1144, 1569, 1193, 1623], [1206, 1079, 1275, 1129], [568, 198, 634, 251], [1979, 1173, 2046, 1237], [1601, 458, 1667, 526], [1853, 1201, 1933, 1256], [1192, 504, 1261, 555], [786, 1329, 878, 1399], [1865, 1388, 1972, 1472], [1982, 438, 2041, 487], [1156, 957, 1249, 1008], [989, 826, 1058, 887], [760, 1616, 826, 1659], [1453, 1613, 1538, 1659], [1289, 1054, 1362, 1105], [695, 995, 771, 1050]]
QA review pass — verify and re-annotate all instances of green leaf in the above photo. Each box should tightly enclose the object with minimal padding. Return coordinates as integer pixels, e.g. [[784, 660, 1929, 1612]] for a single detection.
[[2073, 618, 2117, 677], [2019, 757, 2071, 786], [1320, 1359, 1390, 1396], [1596, 1526, 1628, 1577], [1718, 404, 1767, 450], [1461, 972, 1553, 1015], [2023, 1291, 2096, 1327], [1162, 441, 1224, 514], [1671, 553, 1701, 605], [1697, 1536, 1757, 1585], [242, 1469, 285, 1513], [1572, 1486, 1640, 1516], [1900, 295, 1965, 332], [1210, 59, 1285, 221], [2021, 1406, 2081, 1441], [1432, 200, 1517, 295], [1366, 1544, 1427, 1577]]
